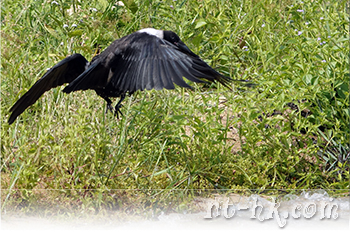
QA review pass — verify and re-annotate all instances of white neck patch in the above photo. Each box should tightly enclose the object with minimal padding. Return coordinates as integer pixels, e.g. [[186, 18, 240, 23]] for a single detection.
[[138, 28, 164, 39]]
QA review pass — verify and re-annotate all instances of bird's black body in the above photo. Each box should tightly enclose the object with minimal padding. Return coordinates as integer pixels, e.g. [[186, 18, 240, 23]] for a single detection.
[[8, 28, 240, 124]]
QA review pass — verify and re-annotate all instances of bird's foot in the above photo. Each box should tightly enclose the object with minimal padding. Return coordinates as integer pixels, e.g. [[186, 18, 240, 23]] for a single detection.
[[114, 94, 126, 119], [114, 103, 123, 119], [106, 101, 114, 114]]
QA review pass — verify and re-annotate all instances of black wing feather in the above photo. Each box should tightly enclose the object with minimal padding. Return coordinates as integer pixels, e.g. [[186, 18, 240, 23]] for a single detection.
[[63, 59, 108, 93], [159, 59, 175, 90], [105, 35, 231, 92], [8, 54, 88, 124]]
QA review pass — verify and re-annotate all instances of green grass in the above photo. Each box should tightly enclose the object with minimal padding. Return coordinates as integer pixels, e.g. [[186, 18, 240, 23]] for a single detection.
[[1, 0, 349, 216]]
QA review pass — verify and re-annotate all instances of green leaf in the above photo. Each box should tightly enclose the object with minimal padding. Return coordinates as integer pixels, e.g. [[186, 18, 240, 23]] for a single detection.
[[44, 24, 59, 39], [195, 19, 207, 29], [121, 0, 138, 14], [68, 29, 83, 37], [151, 166, 174, 177], [303, 74, 313, 85]]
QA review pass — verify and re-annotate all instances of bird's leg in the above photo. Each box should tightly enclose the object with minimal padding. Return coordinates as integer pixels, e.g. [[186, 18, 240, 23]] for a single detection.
[[114, 94, 126, 119], [103, 97, 114, 114]]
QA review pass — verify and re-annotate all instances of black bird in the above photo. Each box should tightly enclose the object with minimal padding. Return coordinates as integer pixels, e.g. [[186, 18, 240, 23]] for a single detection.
[[8, 28, 244, 124]]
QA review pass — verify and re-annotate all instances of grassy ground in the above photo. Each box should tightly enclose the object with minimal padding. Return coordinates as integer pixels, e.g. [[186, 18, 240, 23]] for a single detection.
[[1, 0, 349, 217]]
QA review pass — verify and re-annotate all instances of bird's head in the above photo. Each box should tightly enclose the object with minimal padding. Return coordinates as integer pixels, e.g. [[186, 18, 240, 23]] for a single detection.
[[163, 30, 198, 57], [163, 30, 181, 45]]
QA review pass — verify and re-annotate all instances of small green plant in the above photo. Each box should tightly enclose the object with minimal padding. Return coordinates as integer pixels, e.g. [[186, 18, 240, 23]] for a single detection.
[[318, 130, 350, 174]]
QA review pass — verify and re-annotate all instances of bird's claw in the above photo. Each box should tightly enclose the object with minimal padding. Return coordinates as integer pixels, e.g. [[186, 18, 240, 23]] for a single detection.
[[114, 104, 123, 119], [106, 102, 114, 114]]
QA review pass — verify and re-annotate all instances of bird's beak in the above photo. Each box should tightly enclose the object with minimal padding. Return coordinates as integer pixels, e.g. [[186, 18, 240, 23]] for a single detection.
[[175, 41, 198, 57]]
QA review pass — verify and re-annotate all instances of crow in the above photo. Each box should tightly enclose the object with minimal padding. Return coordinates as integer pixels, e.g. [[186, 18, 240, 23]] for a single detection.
[[8, 28, 247, 124]]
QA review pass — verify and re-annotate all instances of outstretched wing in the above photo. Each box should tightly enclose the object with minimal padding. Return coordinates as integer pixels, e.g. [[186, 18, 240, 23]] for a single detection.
[[8, 54, 88, 124], [107, 35, 232, 94], [64, 33, 232, 95]]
